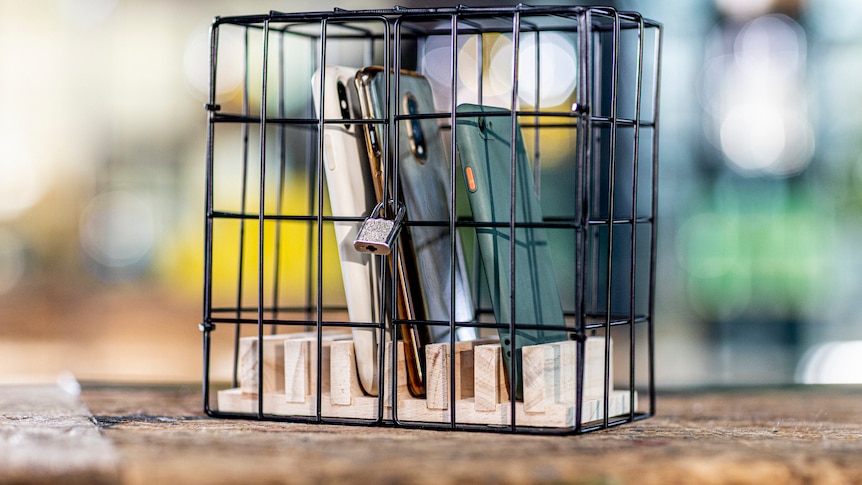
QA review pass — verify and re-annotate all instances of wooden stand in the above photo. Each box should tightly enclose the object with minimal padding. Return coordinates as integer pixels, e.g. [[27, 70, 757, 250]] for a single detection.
[[218, 334, 636, 428]]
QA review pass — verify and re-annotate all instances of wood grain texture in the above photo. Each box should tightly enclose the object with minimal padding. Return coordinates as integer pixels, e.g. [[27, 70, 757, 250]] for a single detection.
[[330, 340, 365, 406], [283, 339, 310, 403], [425, 343, 449, 410], [241, 331, 350, 398], [425, 341, 476, 410], [383, 341, 410, 407], [523, 338, 608, 413], [77, 385, 862, 485], [282, 338, 330, 406], [239, 334, 292, 396], [583, 336, 610, 398], [473, 343, 509, 411]]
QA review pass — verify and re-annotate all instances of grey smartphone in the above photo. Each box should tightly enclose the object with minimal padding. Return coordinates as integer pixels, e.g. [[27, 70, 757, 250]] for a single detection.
[[355, 67, 478, 397], [454, 103, 568, 400], [311, 66, 382, 397]]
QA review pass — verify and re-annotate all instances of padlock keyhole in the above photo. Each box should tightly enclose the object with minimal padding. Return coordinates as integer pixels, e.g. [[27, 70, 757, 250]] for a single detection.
[[365, 245, 377, 253]]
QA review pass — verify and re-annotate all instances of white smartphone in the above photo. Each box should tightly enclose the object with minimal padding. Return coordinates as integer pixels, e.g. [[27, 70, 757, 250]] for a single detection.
[[312, 66, 381, 396]]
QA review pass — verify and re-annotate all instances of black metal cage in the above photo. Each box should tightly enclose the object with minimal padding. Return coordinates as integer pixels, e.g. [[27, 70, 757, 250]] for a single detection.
[[201, 4, 662, 434]]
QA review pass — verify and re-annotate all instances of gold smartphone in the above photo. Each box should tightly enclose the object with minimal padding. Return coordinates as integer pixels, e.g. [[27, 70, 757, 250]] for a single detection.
[[355, 66, 477, 398]]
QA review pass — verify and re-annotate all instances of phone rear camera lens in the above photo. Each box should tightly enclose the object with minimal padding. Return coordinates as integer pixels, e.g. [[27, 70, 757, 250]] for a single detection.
[[404, 95, 427, 162], [412, 120, 424, 143], [336, 81, 351, 129]]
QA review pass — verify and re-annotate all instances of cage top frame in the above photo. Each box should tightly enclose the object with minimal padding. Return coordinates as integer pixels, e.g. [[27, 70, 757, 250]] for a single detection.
[[210, 5, 662, 33]]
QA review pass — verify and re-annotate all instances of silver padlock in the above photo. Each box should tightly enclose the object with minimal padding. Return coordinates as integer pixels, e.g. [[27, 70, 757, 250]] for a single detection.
[[353, 200, 406, 255]]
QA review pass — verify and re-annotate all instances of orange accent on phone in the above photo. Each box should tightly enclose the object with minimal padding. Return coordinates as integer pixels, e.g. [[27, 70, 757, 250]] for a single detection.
[[465, 166, 477, 192]]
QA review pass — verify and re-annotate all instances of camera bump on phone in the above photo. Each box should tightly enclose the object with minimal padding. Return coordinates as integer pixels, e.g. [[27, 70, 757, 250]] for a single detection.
[[336, 80, 351, 130], [403, 93, 427, 163]]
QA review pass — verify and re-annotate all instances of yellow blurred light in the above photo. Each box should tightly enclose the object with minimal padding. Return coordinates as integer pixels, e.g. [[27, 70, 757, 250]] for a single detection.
[[162, 175, 344, 308]]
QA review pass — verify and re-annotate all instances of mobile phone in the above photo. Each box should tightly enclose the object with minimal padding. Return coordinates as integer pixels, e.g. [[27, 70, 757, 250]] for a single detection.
[[356, 67, 478, 397], [311, 66, 382, 396], [454, 103, 568, 400]]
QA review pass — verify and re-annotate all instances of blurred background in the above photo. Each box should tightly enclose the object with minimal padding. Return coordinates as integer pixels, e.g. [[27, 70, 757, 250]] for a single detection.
[[1, 0, 860, 387]]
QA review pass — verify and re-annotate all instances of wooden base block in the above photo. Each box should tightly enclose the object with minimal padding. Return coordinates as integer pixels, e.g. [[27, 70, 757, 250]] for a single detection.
[[330, 340, 366, 406], [217, 388, 382, 420], [473, 344, 509, 411], [218, 387, 636, 428], [239, 330, 351, 397], [218, 335, 637, 429], [522, 337, 609, 413], [425, 341, 480, 410], [392, 390, 636, 428]]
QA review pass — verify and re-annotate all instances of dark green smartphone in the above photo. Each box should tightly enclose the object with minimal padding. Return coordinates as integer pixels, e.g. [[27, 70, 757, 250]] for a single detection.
[[455, 103, 568, 399]]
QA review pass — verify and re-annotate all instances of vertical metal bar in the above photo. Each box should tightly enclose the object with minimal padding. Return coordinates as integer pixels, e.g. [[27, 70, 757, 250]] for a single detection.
[[304, 35, 319, 331], [372, 17, 388, 427], [391, 13, 403, 426], [588, 18, 603, 322], [382, 15, 398, 424], [315, 18, 329, 423], [648, 22, 663, 418], [271, 29, 287, 333], [628, 14, 645, 422], [508, 8, 522, 433], [257, 19, 271, 419], [202, 324, 214, 414], [391, 13, 426, 425], [202, 19, 221, 416], [390, 25, 399, 218], [574, 6, 591, 435], [234, 26, 252, 391], [532, 29, 541, 196], [471, 20, 484, 325], [448, 12, 461, 430], [476, 30, 483, 104], [306, 35, 321, 330], [602, 8, 621, 430]]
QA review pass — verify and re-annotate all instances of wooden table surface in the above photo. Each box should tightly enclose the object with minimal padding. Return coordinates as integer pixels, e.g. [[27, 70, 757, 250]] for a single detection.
[[3, 384, 862, 484]]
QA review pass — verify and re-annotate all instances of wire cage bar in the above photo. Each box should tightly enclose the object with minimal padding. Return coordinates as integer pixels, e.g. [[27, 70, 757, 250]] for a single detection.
[[201, 4, 662, 435]]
